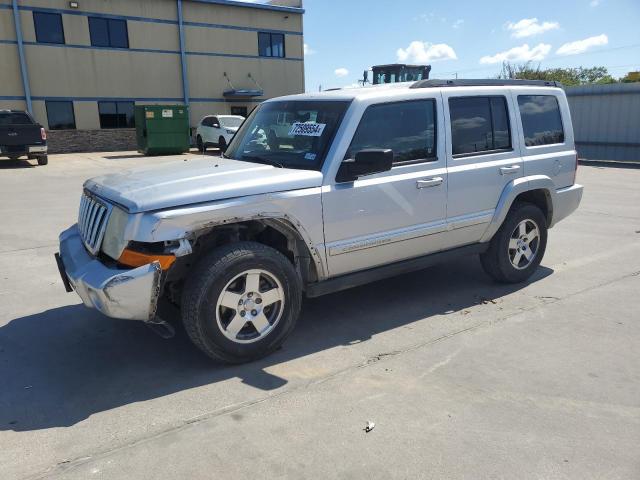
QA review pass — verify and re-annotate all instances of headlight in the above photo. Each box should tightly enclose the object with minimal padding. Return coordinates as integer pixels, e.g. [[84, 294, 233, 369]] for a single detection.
[[101, 206, 129, 260], [226, 129, 235, 135]]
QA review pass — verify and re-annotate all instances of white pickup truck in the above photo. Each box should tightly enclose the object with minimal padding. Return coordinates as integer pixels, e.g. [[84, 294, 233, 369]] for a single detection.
[[56, 79, 583, 363]]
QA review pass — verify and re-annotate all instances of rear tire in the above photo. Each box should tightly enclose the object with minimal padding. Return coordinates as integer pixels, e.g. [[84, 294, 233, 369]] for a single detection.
[[37, 155, 48, 166], [480, 202, 547, 283], [196, 135, 206, 153], [181, 242, 302, 363]]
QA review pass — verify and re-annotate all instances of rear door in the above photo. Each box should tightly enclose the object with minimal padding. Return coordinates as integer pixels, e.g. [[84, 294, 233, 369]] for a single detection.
[[322, 97, 448, 277], [442, 90, 523, 246]]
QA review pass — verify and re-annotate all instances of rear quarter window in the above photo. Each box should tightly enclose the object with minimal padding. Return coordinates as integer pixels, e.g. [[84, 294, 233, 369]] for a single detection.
[[517, 95, 565, 146]]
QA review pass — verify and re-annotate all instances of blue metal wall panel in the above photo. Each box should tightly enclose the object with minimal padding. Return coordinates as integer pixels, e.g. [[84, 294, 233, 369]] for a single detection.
[[566, 83, 640, 162]]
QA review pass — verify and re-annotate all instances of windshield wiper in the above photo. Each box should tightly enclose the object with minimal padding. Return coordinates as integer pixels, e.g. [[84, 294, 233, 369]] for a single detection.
[[240, 155, 284, 168]]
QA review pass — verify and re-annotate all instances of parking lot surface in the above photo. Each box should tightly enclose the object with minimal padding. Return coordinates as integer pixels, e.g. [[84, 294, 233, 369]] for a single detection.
[[1, 153, 639, 479]]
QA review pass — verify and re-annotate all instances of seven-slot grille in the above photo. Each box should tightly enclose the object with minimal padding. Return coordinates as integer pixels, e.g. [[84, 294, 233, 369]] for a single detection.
[[78, 192, 111, 255]]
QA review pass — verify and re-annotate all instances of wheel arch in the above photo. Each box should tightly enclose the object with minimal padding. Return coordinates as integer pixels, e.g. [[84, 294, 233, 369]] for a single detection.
[[163, 215, 324, 304], [480, 176, 557, 243]]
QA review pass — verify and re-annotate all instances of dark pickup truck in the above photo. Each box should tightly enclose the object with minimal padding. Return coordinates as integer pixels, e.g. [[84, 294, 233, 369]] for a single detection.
[[0, 110, 48, 165]]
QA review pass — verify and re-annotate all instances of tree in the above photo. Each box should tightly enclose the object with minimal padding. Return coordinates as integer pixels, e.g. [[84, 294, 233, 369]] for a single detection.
[[497, 62, 617, 85]]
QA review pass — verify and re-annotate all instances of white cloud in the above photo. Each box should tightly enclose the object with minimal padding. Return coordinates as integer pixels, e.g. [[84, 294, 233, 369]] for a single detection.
[[303, 44, 315, 56], [506, 18, 559, 38], [397, 41, 458, 63], [452, 19, 464, 29], [556, 34, 608, 55], [479, 43, 552, 64], [334, 68, 349, 78]]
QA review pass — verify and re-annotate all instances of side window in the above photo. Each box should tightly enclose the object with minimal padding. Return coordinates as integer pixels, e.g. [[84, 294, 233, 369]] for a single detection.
[[89, 17, 129, 48], [449, 96, 512, 156], [33, 12, 65, 44], [45, 101, 76, 130], [518, 95, 565, 146], [345, 100, 437, 165]]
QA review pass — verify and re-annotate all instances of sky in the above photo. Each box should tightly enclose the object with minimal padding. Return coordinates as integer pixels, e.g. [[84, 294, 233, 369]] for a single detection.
[[298, 0, 640, 91]]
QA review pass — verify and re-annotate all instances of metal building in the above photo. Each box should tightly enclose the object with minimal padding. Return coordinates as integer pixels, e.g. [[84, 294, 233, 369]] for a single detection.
[[565, 83, 640, 163], [0, 0, 304, 152]]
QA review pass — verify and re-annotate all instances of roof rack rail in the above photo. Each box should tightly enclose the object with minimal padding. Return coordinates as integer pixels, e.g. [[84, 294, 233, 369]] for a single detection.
[[410, 79, 562, 89]]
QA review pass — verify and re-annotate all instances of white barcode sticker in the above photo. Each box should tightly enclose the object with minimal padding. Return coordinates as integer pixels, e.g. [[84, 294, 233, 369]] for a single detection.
[[289, 122, 326, 137]]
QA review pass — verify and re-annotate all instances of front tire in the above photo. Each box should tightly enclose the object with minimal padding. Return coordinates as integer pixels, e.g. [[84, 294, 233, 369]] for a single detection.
[[181, 242, 302, 363], [218, 136, 227, 152], [37, 155, 48, 166], [480, 202, 548, 283]]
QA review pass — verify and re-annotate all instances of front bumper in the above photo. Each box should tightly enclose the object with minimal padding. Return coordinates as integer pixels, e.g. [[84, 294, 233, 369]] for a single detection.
[[57, 225, 162, 321], [550, 183, 583, 228]]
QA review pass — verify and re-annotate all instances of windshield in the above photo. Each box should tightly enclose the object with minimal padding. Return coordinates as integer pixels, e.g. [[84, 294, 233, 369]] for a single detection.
[[219, 116, 244, 128], [224, 100, 351, 170]]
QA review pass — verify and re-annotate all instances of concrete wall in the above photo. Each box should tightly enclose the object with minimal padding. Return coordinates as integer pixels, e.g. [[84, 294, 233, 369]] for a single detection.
[[566, 83, 640, 163], [0, 0, 304, 151]]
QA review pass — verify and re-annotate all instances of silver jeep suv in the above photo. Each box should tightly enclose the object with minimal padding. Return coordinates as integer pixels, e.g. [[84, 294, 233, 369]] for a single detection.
[[56, 79, 583, 363]]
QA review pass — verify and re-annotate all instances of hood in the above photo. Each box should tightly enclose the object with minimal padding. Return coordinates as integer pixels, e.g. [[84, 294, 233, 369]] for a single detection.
[[84, 157, 323, 213], [224, 126, 239, 133]]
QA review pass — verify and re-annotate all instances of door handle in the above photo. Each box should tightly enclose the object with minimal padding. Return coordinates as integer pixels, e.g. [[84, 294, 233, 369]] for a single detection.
[[499, 165, 521, 175], [416, 177, 444, 189]]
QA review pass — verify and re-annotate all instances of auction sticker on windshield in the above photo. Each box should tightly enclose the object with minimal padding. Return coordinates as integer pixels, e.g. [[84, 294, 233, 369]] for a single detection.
[[289, 122, 326, 137]]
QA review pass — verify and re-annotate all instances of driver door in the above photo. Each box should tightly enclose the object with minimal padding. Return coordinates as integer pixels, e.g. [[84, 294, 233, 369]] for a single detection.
[[322, 97, 448, 277]]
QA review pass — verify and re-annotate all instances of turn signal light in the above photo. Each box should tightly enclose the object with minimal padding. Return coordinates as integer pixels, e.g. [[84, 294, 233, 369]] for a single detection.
[[41, 127, 47, 141], [118, 248, 176, 270]]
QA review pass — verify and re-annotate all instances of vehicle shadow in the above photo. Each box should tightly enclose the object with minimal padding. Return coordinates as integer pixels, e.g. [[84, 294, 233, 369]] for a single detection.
[[0, 258, 552, 432], [0, 159, 35, 169]]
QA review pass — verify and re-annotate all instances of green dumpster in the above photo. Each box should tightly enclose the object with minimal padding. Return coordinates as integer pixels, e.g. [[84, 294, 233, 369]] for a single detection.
[[135, 105, 190, 155]]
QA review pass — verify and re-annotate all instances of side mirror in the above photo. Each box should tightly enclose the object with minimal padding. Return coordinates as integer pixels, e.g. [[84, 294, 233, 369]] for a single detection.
[[336, 149, 393, 183], [212, 123, 220, 128]]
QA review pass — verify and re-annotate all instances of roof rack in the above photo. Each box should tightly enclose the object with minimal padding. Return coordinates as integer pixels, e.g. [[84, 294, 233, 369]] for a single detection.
[[410, 79, 562, 89]]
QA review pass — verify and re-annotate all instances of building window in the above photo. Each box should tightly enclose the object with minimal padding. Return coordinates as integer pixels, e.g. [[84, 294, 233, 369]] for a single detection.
[[517, 95, 565, 146], [33, 12, 65, 44], [98, 101, 135, 129], [89, 17, 129, 48], [45, 101, 76, 130], [345, 100, 437, 165], [449, 96, 511, 156], [258, 32, 285, 58], [230, 106, 248, 117]]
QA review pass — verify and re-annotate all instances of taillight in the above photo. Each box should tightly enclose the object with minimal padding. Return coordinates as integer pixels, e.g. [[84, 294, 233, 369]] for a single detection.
[[572, 152, 579, 185], [40, 127, 47, 141]]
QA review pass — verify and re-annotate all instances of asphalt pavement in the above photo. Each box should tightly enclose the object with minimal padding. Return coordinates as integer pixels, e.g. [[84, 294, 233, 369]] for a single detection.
[[0, 152, 638, 479]]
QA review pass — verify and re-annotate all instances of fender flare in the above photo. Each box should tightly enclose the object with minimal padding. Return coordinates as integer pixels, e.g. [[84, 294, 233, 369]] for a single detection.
[[480, 175, 556, 243], [128, 204, 328, 280]]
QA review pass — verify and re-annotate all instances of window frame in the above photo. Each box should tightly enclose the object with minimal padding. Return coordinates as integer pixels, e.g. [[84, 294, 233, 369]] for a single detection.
[[517, 94, 566, 148], [33, 11, 65, 45], [449, 95, 513, 159], [88, 16, 129, 49], [98, 101, 135, 129], [258, 32, 286, 58], [45, 101, 76, 130], [345, 99, 439, 168]]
